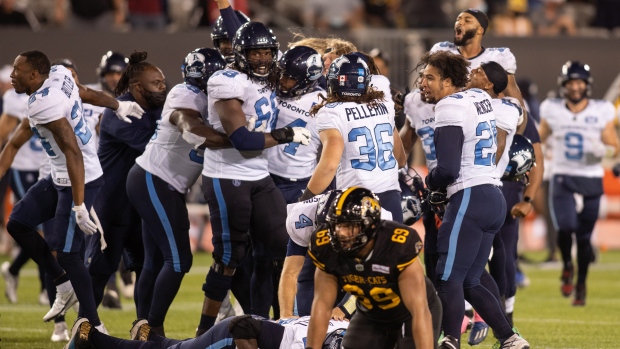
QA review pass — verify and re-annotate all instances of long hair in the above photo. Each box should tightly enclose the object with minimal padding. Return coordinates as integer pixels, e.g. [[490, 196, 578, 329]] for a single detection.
[[413, 51, 470, 89], [114, 51, 155, 97], [309, 88, 385, 116], [19, 50, 50, 76]]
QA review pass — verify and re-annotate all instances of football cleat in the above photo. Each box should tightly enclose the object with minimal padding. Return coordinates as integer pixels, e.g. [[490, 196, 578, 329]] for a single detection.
[[216, 292, 236, 324], [468, 321, 490, 345], [438, 335, 459, 349], [51, 321, 70, 342], [1, 261, 18, 303], [560, 264, 574, 297], [44, 286, 78, 322], [63, 318, 93, 349], [130, 319, 152, 341], [500, 333, 530, 349], [572, 283, 586, 306]]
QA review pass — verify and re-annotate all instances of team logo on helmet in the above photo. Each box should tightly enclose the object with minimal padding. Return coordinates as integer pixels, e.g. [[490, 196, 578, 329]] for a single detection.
[[306, 54, 323, 81], [185, 52, 205, 78]]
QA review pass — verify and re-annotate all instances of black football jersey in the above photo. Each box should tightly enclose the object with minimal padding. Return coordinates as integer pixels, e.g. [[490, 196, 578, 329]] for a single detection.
[[308, 220, 424, 323]]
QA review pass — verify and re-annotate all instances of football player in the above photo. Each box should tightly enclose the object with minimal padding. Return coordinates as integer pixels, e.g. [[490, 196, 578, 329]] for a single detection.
[[420, 51, 528, 349], [538, 61, 619, 306], [300, 54, 406, 222], [279, 190, 394, 319], [211, 10, 250, 63], [430, 8, 528, 134], [66, 314, 348, 349], [126, 48, 230, 335], [96, 51, 128, 96], [86, 51, 166, 322], [197, 21, 311, 335], [0, 50, 142, 333], [306, 187, 440, 349]]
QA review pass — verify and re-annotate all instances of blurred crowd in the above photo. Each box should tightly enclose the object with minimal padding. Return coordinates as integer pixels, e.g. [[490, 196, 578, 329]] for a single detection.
[[1, 0, 620, 35]]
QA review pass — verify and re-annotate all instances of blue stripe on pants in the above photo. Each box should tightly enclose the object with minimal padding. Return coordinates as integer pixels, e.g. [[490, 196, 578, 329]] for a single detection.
[[11, 169, 25, 198], [442, 188, 471, 281], [206, 338, 233, 349], [63, 202, 76, 253], [146, 172, 181, 272], [213, 179, 232, 265]]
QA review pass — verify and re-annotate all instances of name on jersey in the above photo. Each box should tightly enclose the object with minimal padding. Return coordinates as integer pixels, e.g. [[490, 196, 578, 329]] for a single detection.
[[474, 99, 493, 115], [345, 103, 389, 121], [61, 76, 74, 98], [279, 100, 310, 117], [341, 274, 387, 285], [421, 117, 435, 125]]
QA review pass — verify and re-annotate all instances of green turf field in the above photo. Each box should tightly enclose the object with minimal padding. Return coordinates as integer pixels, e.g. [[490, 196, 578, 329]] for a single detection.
[[1, 250, 619, 348]]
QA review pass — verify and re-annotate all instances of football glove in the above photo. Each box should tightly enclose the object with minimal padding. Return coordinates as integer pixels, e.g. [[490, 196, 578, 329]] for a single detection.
[[246, 116, 267, 132], [114, 101, 144, 123], [271, 126, 311, 145], [73, 203, 97, 235]]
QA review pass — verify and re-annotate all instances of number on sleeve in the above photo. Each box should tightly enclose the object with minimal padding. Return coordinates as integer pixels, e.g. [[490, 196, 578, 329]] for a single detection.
[[189, 149, 204, 164], [315, 229, 329, 246], [391, 228, 409, 243], [295, 214, 313, 229]]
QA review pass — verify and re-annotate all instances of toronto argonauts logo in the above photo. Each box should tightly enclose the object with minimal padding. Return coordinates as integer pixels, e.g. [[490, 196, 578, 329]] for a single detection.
[[327, 56, 349, 80], [514, 152, 533, 175], [185, 52, 206, 78], [305, 54, 323, 81]]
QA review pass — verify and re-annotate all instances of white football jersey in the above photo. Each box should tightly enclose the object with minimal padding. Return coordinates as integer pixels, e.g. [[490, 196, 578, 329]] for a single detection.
[[268, 89, 322, 179], [315, 97, 400, 194], [434, 88, 501, 197], [430, 42, 517, 74], [137, 83, 208, 193], [286, 194, 393, 248], [203, 69, 276, 180], [404, 89, 437, 171], [493, 97, 523, 179], [279, 316, 349, 349], [2, 89, 46, 171], [27, 65, 102, 186], [83, 83, 106, 149], [541, 98, 615, 177]]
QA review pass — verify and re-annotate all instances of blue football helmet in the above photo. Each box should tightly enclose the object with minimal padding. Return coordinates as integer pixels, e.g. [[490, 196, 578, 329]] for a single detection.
[[327, 54, 370, 98], [97, 51, 128, 78], [233, 22, 279, 80], [502, 134, 536, 182], [326, 187, 381, 256], [211, 10, 250, 63], [182, 48, 226, 93], [315, 189, 343, 225], [558, 61, 592, 101], [322, 328, 346, 349], [277, 46, 323, 98]]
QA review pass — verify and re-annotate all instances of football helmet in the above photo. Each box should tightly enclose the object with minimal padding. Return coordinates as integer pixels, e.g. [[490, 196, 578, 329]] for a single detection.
[[322, 328, 346, 349], [326, 187, 381, 256], [97, 51, 128, 78], [327, 53, 370, 98], [232, 22, 279, 80], [558, 61, 592, 101], [502, 134, 536, 181], [277, 46, 323, 98], [315, 189, 343, 225], [182, 48, 226, 93], [211, 10, 251, 63]]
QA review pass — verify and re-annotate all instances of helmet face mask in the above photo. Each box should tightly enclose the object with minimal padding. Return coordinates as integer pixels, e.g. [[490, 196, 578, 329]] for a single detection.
[[182, 48, 226, 93], [558, 61, 592, 103], [327, 54, 370, 98], [97, 51, 128, 93], [326, 187, 381, 257], [277, 46, 323, 98], [232, 22, 279, 81]]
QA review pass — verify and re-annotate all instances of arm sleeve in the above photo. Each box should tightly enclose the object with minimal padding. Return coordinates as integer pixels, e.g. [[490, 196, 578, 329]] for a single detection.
[[286, 238, 308, 257], [228, 126, 266, 151], [427, 126, 464, 188], [220, 6, 243, 41]]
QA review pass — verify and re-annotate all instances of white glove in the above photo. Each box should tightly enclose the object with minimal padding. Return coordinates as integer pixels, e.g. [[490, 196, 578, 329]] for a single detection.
[[246, 116, 267, 132], [589, 140, 615, 158], [73, 203, 97, 235], [114, 101, 144, 123], [292, 127, 311, 145]]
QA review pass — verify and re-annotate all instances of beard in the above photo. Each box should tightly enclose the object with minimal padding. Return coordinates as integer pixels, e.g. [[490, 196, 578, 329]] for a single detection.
[[142, 89, 167, 109], [454, 28, 477, 46]]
